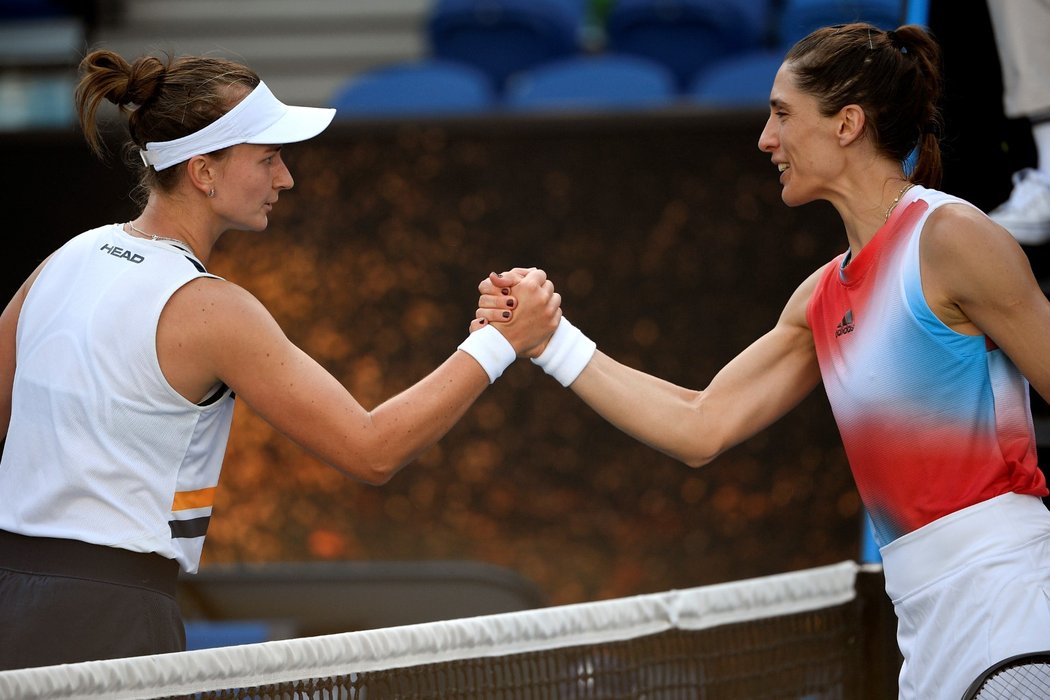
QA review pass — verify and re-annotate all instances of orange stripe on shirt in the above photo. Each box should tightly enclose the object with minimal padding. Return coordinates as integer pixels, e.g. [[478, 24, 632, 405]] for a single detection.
[[172, 487, 216, 511]]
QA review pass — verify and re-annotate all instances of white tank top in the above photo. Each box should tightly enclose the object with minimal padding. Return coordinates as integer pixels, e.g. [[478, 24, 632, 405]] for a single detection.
[[0, 224, 235, 573]]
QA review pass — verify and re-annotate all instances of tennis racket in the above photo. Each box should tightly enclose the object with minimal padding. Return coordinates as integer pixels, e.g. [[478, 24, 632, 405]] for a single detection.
[[962, 652, 1050, 699]]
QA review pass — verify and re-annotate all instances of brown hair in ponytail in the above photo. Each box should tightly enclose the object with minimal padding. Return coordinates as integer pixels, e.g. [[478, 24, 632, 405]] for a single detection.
[[785, 23, 945, 188], [75, 49, 260, 200]]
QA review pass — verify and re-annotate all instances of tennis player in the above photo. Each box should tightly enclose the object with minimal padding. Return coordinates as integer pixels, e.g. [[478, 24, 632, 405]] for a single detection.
[[481, 23, 1050, 698], [0, 50, 560, 670]]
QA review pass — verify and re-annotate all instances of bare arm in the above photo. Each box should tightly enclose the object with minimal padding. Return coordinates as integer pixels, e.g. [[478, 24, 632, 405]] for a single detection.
[[0, 257, 52, 440], [921, 204, 1050, 400], [158, 269, 560, 484], [481, 268, 824, 467]]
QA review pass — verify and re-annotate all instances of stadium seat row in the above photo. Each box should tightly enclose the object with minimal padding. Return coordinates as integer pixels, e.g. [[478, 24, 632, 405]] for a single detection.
[[331, 0, 914, 118]]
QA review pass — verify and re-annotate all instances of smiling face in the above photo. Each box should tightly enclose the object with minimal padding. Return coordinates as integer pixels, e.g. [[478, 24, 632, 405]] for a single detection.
[[208, 143, 294, 232], [757, 62, 847, 208]]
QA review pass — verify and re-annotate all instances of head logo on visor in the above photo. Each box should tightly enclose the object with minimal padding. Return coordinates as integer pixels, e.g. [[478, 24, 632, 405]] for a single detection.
[[139, 82, 336, 171]]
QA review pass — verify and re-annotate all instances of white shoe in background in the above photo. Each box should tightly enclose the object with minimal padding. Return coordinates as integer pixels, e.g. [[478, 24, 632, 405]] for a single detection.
[[988, 168, 1050, 245]]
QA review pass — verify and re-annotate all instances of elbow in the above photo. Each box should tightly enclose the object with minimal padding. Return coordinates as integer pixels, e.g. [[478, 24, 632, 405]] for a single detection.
[[672, 423, 726, 469], [358, 469, 393, 486], [356, 457, 401, 486], [681, 454, 714, 469], [679, 445, 721, 470], [328, 450, 404, 486], [674, 395, 727, 468]]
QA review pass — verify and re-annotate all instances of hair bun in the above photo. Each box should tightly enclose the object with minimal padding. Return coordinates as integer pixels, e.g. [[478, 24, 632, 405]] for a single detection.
[[123, 55, 166, 107]]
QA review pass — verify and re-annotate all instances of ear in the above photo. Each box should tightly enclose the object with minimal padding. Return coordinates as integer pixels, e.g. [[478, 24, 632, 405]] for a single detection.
[[837, 104, 866, 147], [185, 155, 218, 198]]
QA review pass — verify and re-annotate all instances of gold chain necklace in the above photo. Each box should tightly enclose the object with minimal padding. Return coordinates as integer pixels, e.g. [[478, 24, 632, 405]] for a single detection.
[[126, 222, 197, 257], [884, 182, 916, 221]]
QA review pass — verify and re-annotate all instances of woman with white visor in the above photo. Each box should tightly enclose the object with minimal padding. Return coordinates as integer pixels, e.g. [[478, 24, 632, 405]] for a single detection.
[[0, 49, 561, 670]]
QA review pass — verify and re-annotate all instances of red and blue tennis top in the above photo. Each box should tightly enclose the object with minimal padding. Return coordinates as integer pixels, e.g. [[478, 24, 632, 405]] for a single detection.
[[806, 186, 1047, 546]]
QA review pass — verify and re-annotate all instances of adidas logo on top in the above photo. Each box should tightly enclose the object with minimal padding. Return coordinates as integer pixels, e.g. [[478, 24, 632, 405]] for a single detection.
[[835, 310, 855, 337]]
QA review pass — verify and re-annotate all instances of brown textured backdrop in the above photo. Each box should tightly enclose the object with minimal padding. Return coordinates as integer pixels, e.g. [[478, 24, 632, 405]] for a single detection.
[[6, 110, 856, 606]]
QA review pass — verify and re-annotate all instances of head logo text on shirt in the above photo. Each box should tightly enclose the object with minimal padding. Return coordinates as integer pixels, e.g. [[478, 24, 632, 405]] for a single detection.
[[99, 244, 145, 264]]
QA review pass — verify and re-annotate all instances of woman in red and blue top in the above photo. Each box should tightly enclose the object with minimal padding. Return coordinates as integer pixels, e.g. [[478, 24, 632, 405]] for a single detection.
[[480, 23, 1050, 698]]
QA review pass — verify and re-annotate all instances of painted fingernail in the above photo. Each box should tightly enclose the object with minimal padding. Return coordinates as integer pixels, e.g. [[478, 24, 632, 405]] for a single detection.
[[506, 299, 515, 308], [502, 311, 511, 319], [478, 318, 486, 325], [501, 288, 510, 295]]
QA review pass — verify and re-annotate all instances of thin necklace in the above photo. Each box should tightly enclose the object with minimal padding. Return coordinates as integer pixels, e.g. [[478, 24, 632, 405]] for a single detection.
[[884, 182, 916, 221], [126, 222, 197, 257]]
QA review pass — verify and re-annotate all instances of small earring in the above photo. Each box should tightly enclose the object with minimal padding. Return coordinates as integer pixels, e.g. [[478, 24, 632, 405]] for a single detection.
[[208, 188, 216, 198]]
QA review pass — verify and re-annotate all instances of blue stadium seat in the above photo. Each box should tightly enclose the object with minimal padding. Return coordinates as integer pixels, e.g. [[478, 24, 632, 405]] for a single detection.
[[688, 49, 783, 108], [503, 53, 677, 112], [777, 0, 904, 48], [183, 620, 277, 650], [330, 59, 496, 118], [427, 0, 587, 90], [605, 0, 773, 90]]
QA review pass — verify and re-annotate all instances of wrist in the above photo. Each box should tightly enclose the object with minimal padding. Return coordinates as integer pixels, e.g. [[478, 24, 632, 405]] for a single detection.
[[457, 324, 517, 384], [530, 317, 596, 387]]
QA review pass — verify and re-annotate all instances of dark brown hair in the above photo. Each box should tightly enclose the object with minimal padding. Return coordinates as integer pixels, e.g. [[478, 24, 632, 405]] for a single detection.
[[786, 23, 944, 188], [75, 49, 260, 200]]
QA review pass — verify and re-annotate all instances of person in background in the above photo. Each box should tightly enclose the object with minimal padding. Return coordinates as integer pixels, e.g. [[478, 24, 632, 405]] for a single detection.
[[0, 49, 560, 670], [985, 0, 1050, 245], [480, 23, 1050, 697]]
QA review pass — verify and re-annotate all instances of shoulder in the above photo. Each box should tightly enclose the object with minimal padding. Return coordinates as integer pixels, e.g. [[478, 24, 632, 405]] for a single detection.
[[921, 202, 1022, 275], [923, 200, 997, 244], [167, 276, 272, 324], [164, 277, 283, 347], [161, 276, 290, 370], [797, 259, 838, 303], [781, 262, 834, 329], [920, 201, 1036, 309], [797, 261, 833, 298]]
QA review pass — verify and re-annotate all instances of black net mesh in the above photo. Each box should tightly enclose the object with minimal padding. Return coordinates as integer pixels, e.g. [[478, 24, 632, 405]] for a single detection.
[[157, 600, 863, 700]]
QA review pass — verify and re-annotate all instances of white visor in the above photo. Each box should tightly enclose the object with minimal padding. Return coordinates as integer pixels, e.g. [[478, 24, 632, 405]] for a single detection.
[[139, 81, 336, 171]]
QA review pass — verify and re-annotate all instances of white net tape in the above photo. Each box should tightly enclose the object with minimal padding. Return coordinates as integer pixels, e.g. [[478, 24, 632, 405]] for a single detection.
[[0, 560, 860, 700]]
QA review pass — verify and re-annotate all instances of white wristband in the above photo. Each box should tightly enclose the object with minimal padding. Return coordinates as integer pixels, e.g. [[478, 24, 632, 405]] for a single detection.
[[457, 324, 517, 384], [531, 317, 596, 387]]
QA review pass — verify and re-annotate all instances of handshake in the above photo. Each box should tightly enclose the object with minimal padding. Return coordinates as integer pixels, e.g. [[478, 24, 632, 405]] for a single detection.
[[458, 267, 596, 387]]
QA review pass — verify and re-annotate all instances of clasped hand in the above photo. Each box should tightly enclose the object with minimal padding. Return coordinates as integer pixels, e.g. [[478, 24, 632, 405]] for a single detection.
[[470, 267, 561, 358]]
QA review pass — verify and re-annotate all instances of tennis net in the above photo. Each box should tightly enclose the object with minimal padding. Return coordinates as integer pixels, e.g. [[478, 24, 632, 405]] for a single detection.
[[0, 560, 899, 699]]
